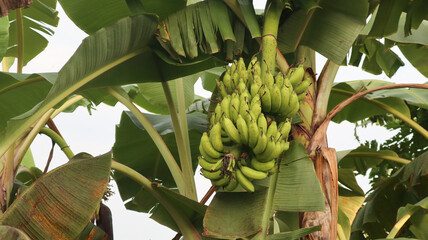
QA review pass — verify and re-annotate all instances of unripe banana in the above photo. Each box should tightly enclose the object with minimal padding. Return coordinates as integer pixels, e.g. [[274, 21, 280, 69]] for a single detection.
[[236, 169, 255, 192], [281, 140, 290, 152], [239, 97, 250, 118], [253, 132, 268, 155], [209, 122, 223, 152], [239, 89, 251, 104], [214, 104, 223, 123], [230, 60, 237, 73], [240, 164, 268, 180], [289, 65, 305, 88], [198, 156, 222, 171], [279, 119, 291, 141], [270, 84, 282, 113], [283, 91, 299, 117], [255, 136, 276, 162], [223, 72, 233, 94], [236, 115, 249, 144], [201, 132, 223, 159], [250, 99, 262, 118], [221, 136, 232, 144], [230, 92, 240, 123], [237, 80, 247, 94], [294, 77, 311, 95], [251, 157, 275, 172], [266, 121, 278, 139], [238, 57, 246, 73], [221, 95, 231, 118], [201, 168, 223, 180], [232, 71, 240, 89], [257, 114, 268, 134], [298, 92, 307, 102], [248, 119, 259, 148], [253, 61, 261, 77], [261, 87, 272, 112], [224, 172, 238, 191], [264, 71, 275, 90], [216, 79, 228, 99], [222, 117, 242, 144], [275, 72, 285, 87], [212, 176, 230, 187], [278, 86, 291, 115], [250, 81, 262, 99], [199, 144, 222, 163], [225, 147, 241, 160], [209, 113, 215, 127]]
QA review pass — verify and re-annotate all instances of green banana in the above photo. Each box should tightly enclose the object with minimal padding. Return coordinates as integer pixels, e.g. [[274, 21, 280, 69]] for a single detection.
[[240, 164, 268, 180], [224, 172, 239, 191], [257, 114, 268, 134], [255, 136, 276, 162], [251, 157, 275, 172], [275, 72, 284, 87], [236, 169, 255, 192], [230, 92, 240, 123], [221, 95, 231, 118], [216, 79, 228, 99], [266, 121, 278, 139], [222, 117, 242, 144], [289, 65, 305, 88], [199, 144, 222, 163], [253, 132, 268, 155], [201, 168, 223, 180], [214, 104, 223, 123], [270, 84, 282, 113], [261, 86, 272, 112], [279, 120, 291, 141], [212, 176, 230, 187], [223, 71, 233, 94], [198, 156, 222, 171], [248, 119, 259, 148], [250, 81, 261, 99], [236, 115, 249, 144], [264, 70, 275, 90], [201, 132, 223, 159], [278, 85, 291, 115], [283, 91, 299, 117], [294, 77, 311, 94], [209, 122, 223, 152]]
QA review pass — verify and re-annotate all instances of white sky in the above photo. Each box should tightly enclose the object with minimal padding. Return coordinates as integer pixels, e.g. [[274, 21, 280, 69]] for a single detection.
[[19, 1, 427, 239]]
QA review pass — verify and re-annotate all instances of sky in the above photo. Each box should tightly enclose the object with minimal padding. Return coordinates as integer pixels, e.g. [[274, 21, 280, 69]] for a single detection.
[[19, 1, 427, 239]]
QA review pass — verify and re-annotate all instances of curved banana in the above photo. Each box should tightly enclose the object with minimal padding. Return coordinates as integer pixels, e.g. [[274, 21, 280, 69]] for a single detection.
[[198, 156, 222, 171], [261, 87, 272, 112], [236, 115, 249, 144], [275, 72, 285, 87], [255, 137, 276, 162], [294, 77, 311, 94], [240, 165, 268, 180], [239, 97, 250, 118], [223, 71, 233, 94], [279, 120, 291, 141], [285, 94, 300, 117], [289, 65, 305, 88], [222, 117, 242, 144], [199, 144, 222, 163], [224, 172, 239, 191], [257, 114, 267, 134], [212, 175, 230, 187], [248, 119, 259, 148], [270, 85, 282, 113], [266, 121, 278, 139], [278, 86, 291, 115], [214, 104, 223, 123], [283, 91, 299, 117], [201, 132, 223, 159], [230, 93, 240, 123], [237, 81, 247, 94], [216, 79, 228, 99], [264, 71, 275, 90], [236, 169, 255, 192], [221, 95, 231, 118], [209, 122, 223, 152], [201, 168, 223, 180], [252, 133, 268, 155], [251, 157, 275, 172]]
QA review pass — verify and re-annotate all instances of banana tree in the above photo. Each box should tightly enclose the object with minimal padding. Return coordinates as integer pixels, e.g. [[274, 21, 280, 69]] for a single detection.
[[0, 0, 427, 239]]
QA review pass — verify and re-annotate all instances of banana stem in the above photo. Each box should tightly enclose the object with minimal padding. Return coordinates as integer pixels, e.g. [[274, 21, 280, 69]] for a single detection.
[[261, 0, 284, 77], [38, 127, 74, 160], [111, 160, 202, 240], [106, 87, 186, 195], [16, 8, 24, 73], [258, 164, 280, 239], [162, 81, 197, 200], [386, 208, 417, 239]]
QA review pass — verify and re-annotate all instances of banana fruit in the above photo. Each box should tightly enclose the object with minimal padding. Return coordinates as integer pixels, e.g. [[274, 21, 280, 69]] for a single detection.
[[198, 57, 312, 192]]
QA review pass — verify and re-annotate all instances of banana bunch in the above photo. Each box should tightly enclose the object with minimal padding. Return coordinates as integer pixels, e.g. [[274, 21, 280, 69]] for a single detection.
[[200, 57, 309, 192]]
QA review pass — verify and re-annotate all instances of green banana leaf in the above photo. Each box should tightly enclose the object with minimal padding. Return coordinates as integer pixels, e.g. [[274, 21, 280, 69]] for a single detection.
[[76, 222, 108, 240], [6, 0, 59, 66], [0, 225, 31, 240], [112, 111, 205, 201], [350, 150, 428, 239], [337, 187, 365, 240], [0, 153, 111, 239], [0, 14, 158, 159], [0, 17, 9, 60], [399, 44, 428, 78], [0, 72, 56, 130], [236, 0, 261, 38], [277, 0, 368, 64], [396, 197, 428, 239]]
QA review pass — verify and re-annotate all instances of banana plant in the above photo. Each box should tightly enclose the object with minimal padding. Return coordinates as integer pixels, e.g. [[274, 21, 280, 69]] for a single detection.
[[0, 0, 427, 239]]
